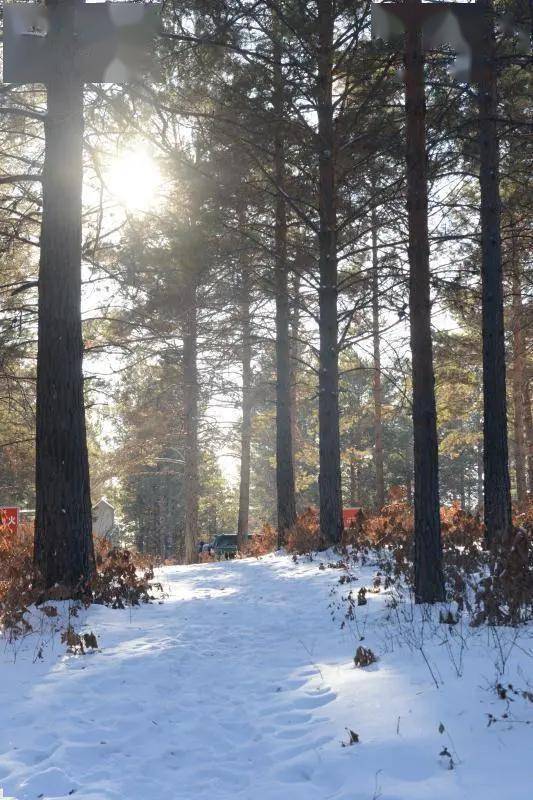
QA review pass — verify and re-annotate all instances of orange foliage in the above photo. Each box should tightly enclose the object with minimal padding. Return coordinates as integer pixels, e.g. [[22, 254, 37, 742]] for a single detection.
[[0, 527, 158, 636], [242, 509, 325, 557], [0, 521, 36, 636], [285, 508, 325, 555], [241, 524, 278, 557]]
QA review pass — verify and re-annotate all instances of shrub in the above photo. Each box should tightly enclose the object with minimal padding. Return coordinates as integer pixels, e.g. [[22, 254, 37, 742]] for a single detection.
[[351, 499, 533, 625], [341, 508, 365, 549], [0, 529, 158, 638], [241, 523, 278, 557], [90, 538, 158, 609], [0, 521, 36, 638], [471, 527, 533, 626], [285, 508, 326, 554]]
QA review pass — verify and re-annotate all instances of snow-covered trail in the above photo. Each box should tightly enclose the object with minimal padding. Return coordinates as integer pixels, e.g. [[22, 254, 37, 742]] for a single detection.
[[0, 554, 532, 800]]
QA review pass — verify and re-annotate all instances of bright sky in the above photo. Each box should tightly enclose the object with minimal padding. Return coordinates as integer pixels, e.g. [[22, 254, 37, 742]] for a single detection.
[[105, 146, 162, 212]]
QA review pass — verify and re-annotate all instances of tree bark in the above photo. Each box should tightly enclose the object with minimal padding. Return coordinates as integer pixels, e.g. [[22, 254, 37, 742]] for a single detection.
[[511, 231, 527, 508], [157, 467, 166, 558], [290, 269, 301, 469], [405, 434, 413, 504], [237, 268, 253, 548], [183, 281, 199, 564], [273, 21, 296, 546], [404, 3, 444, 602], [371, 206, 385, 511], [523, 371, 533, 496], [34, 0, 94, 594], [477, 0, 512, 547], [317, 0, 343, 545], [477, 440, 484, 512]]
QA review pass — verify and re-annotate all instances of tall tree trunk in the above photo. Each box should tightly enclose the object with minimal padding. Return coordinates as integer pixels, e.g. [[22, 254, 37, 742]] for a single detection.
[[317, 0, 343, 545], [511, 230, 527, 508], [406, 474, 413, 505], [273, 21, 296, 546], [523, 373, 533, 495], [371, 207, 385, 511], [183, 282, 199, 564], [405, 434, 413, 504], [404, 3, 444, 602], [290, 269, 301, 469], [157, 469, 166, 558], [34, 0, 94, 594], [237, 268, 253, 547], [477, 441, 484, 512], [477, 0, 512, 547]]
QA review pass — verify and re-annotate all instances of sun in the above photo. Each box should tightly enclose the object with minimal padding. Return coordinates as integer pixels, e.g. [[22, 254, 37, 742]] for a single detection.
[[106, 146, 161, 212]]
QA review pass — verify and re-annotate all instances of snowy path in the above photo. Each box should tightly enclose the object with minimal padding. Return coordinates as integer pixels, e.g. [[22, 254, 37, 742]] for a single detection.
[[0, 554, 532, 800]]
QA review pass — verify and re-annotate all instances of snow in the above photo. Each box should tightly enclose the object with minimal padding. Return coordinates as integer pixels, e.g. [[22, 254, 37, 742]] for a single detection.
[[0, 552, 532, 800]]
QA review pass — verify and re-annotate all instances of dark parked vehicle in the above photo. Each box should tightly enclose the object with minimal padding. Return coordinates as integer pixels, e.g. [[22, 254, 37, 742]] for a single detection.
[[210, 533, 239, 559]]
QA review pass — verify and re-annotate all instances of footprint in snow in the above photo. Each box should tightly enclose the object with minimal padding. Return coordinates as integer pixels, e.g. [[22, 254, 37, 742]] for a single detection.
[[278, 734, 333, 761], [271, 711, 314, 725], [291, 690, 337, 709], [17, 765, 80, 798], [273, 726, 311, 740]]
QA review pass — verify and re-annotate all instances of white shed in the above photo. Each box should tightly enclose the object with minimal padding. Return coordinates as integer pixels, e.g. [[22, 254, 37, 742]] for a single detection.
[[92, 498, 115, 537]]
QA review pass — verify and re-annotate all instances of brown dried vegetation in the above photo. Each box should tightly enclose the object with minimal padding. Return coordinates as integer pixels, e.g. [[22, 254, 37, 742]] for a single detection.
[[0, 526, 158, 639], [265, 499, 533, 626]]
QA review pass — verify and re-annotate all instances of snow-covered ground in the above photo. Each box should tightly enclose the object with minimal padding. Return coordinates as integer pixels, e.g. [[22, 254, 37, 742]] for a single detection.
[[0, 553, 532, 800]]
